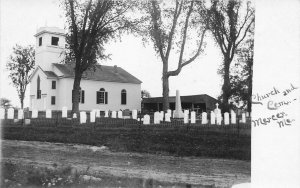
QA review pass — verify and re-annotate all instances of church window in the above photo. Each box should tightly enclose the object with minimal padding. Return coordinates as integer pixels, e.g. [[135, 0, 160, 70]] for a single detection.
[[72, 88, 84, 103], [51, 37, 59, 46], [121, 89, 127, 105], [97, 88, 108, 104], [51, 96, 56, 105], [37, 76, 41, 99], [39, 37, 42, 46], [52, 81, 56, 89]]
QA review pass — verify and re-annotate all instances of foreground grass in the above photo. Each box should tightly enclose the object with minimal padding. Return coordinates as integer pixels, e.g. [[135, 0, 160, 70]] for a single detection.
[[2, 125, 250, 161]]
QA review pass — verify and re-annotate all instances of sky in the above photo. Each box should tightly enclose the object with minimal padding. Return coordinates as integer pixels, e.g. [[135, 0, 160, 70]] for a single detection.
[[0, 0, 222, 108]]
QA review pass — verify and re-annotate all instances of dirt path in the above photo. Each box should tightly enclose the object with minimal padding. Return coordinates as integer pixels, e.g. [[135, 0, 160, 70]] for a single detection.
[[1, 140, 250, 188]]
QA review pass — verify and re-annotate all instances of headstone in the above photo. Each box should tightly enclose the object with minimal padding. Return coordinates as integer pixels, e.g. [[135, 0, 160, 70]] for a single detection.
[[174, 90, 184, 118], [165, 113, 171, 122], [210, 111, 216, 125], [32, 109, 38, 118], [104, 110, 109, 118], [73, 113, 77, 118], [201, 112, 207, 124], [25, 119, 31, 125], [214, 103, 221, 115], [216, 113, 222, 125], [0, 108, 5, 119], [7, 108, 14, 119], [159, 111, 164, 121], [154, 111, 160, 124], [246, 112, 250, 117], [111, 111, 116, 118], [118, 111, 123, 118], [184, 110, 189, 117], [62, 107, 68, 118], [167, 109, 172, 116], [18, 109, 24, 119], [231, 110, 236, 124], [143, 114, 150, 125], [190, 111, 196, 124], [132, 110, 137, 119], [241, 113, 246, 123], [90, 111, 96, 123], [224, 112, 230, 125], [184, 114, 189, 124], [46, 109, 52, 118], [80, 111, 87, 124]]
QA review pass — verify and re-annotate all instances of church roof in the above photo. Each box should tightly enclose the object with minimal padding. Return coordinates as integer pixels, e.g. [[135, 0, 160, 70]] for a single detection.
[[53, 63, 142, 84], [44, 71, 58, 78]]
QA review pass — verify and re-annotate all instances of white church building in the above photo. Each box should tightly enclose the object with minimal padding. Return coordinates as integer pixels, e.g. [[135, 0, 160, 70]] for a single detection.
[[29, 27, 142, 111]]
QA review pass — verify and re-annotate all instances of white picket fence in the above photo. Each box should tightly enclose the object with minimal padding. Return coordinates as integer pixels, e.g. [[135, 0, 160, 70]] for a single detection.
[[0, 107, 250, 125]]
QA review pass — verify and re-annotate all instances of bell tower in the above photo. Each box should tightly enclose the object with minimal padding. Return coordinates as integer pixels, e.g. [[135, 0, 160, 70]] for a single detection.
[[34, 27, 66, 71]]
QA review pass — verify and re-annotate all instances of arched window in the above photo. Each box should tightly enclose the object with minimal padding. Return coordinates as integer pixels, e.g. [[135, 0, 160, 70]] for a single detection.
[[121, 89, 126, 105], [96, 88, 108, 104], [37, 76, 41, 99]]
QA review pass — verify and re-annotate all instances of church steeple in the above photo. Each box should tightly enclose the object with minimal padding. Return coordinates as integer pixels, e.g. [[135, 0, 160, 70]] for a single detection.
[[34, 27, 66, 71]]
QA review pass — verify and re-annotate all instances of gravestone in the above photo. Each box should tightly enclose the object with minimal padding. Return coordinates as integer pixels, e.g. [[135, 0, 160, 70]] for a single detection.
[[111, 111, 116, 118], [104, 110, 109, 117], [132, 110, 137, 119], [18, 109, 24, 119], [201, 112, 207, 124], [241, 113, 246, 123], [62, 107, 68, 118], [184, 110, 189, 117], [46, 109, 52, 118], [190, 111, 196, 124], [32, 109, 38, 118], [118, 111, 123, 119], [165, 113, 171, 122], [90, 111, 96, 123], [224, 112, 230, 125], [174, 90, 184, 118], [159, 111, 164, 121], [0, 108, 5, 119], [210, 111, 216, 125], [216, 113, 222, 125], [80, 111, 87, 124], [231, 110, 236, 124], [184, 114, 189, 124], [123, 109, 131, 119], [96, 110, 101, 118], [73, 113, 77, 118], [25, 119, 31, 125], [246, 112, 250, 117], [154, 111, 160, 124], [7, 108, 14, 119], [167, 109, 172, 116], [143, 114, 150, 125]]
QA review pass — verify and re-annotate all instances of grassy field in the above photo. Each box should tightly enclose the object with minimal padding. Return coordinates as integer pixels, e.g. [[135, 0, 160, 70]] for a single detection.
[[2, 124, 251, 161]]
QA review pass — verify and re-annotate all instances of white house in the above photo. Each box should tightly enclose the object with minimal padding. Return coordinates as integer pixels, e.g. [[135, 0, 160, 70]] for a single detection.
[[29, 27, 142, 111]]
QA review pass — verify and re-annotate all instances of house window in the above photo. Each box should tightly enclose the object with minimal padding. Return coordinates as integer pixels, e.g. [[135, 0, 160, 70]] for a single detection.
[[51, 96, 56, 105], [121, 89, 126, 105], [37, 76, 41, 99], [52, 81, 56, 89], [39, 37, 42, 46], [51, 37, 59, 46], [81, 90, 85, 104], [97, 88, 108, 104]]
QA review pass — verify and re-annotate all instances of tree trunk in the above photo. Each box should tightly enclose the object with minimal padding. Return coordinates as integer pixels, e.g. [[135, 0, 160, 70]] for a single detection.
[[20, 97, 24, 109], [247, 61, 253, 113], [72, 72, 82, 114], [162, 62, 169, 112], [222, 58, 231, 112]]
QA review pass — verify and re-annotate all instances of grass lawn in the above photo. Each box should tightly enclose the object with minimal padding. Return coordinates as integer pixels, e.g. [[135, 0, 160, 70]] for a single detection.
[[2, 124, 250, 161]]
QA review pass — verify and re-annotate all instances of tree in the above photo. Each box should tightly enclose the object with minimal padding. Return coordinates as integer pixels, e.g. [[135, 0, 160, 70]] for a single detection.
[[139, 0, 208, 111], [141, 90, 151, 98], [205, 0, 255, 112], [230, 32, 254, 112], [6, 44, 35, 109], [63, 0, 139, 113], [0, 98, 12, 109]]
